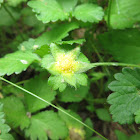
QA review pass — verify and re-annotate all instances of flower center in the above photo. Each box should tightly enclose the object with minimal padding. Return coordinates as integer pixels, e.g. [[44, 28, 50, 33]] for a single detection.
[[55, 54, 78, 73]]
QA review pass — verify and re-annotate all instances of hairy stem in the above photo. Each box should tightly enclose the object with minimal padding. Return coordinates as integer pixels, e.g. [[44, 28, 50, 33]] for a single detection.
[[91, 62, 140, 68], [0, 76, 108, 140]]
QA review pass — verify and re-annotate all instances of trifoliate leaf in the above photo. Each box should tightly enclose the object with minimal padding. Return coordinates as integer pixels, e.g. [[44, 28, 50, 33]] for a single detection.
[[96, 108, 111, 122], [24, 76, 57, 113], [58, 85, 89, 102], [73, 3, 104, 22], [57, 0, 78, 12], [7, 0, 27, 7], [0, 7, 20, 26], [0, 51, 40, 76], [105, 0, 140, 29], [0, 103, 14, 140], [28, 0, 69, 23], [98, 29, 140, 64], [1, 96, 30, 129], [25, 111, 68, 140], [107, 68, 140, 124]]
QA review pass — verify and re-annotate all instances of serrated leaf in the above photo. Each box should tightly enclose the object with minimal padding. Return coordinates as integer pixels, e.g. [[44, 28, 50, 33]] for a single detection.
[[0, 103, 14, 140], [24, 76, 57, 113], [25, 111, 68, 140], [18, 38, 35, 51], [96, 108, 111, 122], [48, 75, 67, 92], [73, 3, 104, 22], [57, 0, 78, 12], [107, 68, 140, 124], [98, 29, 140, 64], [105, 0, 140, 29], [134, 110, 140, 123], [0, 51, 40, 76], [1, 96, 30, 129], [0, 7, 20, 26], [58, 85, 89, 102], [18, 22, 79, 55], [56, 39, 85, 45], [7, 0, 27, 7], [28, 0, 69, 23]]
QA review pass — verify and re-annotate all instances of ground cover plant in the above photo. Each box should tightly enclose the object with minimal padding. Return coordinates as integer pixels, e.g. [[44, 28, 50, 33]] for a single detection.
[[0, 0, 140, 140]]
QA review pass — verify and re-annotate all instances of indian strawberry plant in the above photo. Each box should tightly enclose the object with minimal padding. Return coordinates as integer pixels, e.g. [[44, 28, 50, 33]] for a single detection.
[[0, 0, 140, 140]]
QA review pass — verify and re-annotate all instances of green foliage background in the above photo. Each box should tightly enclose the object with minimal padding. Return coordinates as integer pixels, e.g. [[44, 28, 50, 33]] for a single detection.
[[0, 0, 140, 140]]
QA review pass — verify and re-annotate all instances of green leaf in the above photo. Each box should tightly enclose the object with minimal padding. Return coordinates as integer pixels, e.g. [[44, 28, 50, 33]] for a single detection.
[[96, 108, 111, 122], [58, 85, 89, 102], [48, 75, 67, 92], [129, 134, 140, 140], [75, 73, 88, 86], [85, 118, 94, 139], [25, 111, 68, 140], [18, 22, 79, 55], [24, 76, 57, 113], [28, 0, 69, 23], [0, 0, 3, 7], [0, 7, 20, 26], [107, 68, 140, 124], [7, 0, 27, 7], [115, 130, 128, 140], [58, 108, 83, 128], [73, 3, 104, 22], [134, 109, 140, 123], [0, 103, 14, 140], [0, 51, 40, 76], [98, 29, 140, 64], [34, 45, 50, 57], [56, 39, 85, 45], [18, 38, 35, 51], [1, 96, 30, 129], [106, 0, 140, 29], [57, 0, 78, 12], [34, 22, 79, 47]]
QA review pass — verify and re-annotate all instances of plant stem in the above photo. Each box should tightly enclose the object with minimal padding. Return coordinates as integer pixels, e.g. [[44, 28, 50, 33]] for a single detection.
[[0, 76, 108, 140], [91, 62, 140, 68], [107, 0, 112, 29], [2, 4, 24, 40]]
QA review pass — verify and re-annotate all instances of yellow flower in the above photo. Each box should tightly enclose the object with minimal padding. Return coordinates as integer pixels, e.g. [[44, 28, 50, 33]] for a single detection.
[[41, 43, 93, 91]]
